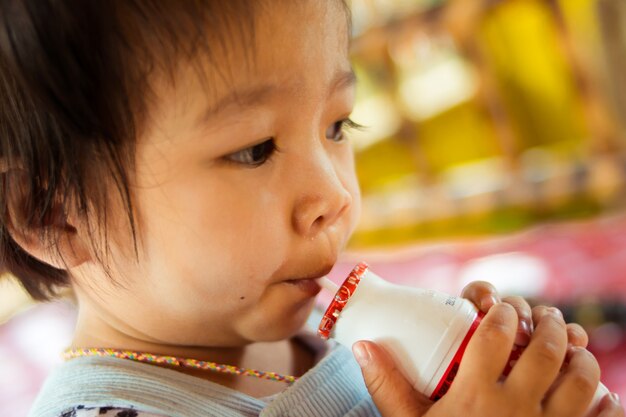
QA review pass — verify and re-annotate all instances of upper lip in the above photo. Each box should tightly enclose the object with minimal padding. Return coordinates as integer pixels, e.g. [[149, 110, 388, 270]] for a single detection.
[[285, 263, 335, 282]]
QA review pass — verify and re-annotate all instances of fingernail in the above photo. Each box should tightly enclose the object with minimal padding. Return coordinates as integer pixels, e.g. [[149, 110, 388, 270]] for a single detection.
[[519, 318, 531, 335], [548, 307, 563, 319], [515, 320, 531, 346], [611, 392, 620, 403], [353, 343, 371, 367], [480, 295, 499, 311]]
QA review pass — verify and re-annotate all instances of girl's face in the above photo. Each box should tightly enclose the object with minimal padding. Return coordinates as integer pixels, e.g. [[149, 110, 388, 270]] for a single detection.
[[73, 1, 360, 348]]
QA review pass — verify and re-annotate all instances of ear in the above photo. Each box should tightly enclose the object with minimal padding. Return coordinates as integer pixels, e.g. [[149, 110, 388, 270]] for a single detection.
[[3, 170, 92, 270]]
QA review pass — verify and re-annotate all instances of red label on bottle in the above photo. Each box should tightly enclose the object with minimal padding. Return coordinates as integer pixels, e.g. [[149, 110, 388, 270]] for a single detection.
[[430, 312, 526, 401], [430, 312, 484, 401]]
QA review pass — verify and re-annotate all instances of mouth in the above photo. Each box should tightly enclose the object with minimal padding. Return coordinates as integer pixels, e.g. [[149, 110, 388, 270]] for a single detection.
[[283, 263, 335, 296]]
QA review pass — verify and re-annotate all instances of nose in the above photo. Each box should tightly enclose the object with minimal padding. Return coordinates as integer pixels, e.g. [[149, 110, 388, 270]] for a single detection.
[[291, 151, 353, 238]]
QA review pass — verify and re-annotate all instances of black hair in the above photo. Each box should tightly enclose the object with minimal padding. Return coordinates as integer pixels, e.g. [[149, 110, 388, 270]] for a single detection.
[[0, 0, 264, 300]]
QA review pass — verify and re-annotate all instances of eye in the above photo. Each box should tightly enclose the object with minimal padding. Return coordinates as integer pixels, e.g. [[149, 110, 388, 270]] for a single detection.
[[225, 138, 276, 167], [325, 118, 363, 142]]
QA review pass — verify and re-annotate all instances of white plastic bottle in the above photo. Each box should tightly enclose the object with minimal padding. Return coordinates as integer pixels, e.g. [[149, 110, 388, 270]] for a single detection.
[[318, 262, 609, 414]]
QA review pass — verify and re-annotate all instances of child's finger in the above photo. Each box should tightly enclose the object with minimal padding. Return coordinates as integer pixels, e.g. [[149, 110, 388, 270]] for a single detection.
[[454, 303, 518, 385], [543, 347, 601, 417], [532, 305, 563, 325], [567, 323, 589, 348], [592, 393, 625, 417], [460, 280, 501, 312], [505, 307, 568, 403], [460, 283, 533, 346], [353, 341, 433, 417], [533, 305, 588, 348], [502, 295, 533, 347]]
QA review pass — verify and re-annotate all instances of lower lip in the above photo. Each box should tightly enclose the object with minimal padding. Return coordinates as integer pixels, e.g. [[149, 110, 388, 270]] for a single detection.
[[284, 279, 322, 296]]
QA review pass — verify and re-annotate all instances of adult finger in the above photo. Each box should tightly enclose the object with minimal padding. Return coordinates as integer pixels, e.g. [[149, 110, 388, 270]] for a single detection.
[[502, 295, 533, 347], [543, 347, 601, 417], [454, 302, 518, 385], [461, 281, 501, 312], [506, 307, 568, 402], [353, 340, 432, 417]]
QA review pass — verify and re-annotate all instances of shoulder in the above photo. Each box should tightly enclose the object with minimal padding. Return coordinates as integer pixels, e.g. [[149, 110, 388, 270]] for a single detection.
[[57, 406, 168, 417], [30, 356, 267, 417]]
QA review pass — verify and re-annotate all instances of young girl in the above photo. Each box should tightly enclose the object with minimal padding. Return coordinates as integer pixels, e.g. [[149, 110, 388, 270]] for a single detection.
[[0, 1, 622, 416]]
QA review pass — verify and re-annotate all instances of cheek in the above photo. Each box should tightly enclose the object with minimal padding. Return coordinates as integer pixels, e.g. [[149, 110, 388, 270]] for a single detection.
[[135, 178, 288, 291], [185, 188, 286, 268]]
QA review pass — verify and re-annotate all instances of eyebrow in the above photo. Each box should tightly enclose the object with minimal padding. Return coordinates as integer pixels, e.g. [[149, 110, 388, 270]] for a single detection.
[[196, 69, 357, 127]]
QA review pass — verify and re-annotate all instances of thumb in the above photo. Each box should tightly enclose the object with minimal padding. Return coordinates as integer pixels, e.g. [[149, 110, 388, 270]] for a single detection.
[[353, 340, 433, 417]]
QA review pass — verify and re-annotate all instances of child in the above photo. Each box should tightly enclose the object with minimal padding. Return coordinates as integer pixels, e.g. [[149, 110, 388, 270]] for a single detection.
[[0, 1, 622, 416]]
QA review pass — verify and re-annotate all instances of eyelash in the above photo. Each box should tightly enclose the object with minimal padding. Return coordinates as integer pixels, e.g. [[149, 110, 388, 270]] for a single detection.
[[224, 118, 364, 168], [224, 138, 277, 167], [326, 118, 364, 143]]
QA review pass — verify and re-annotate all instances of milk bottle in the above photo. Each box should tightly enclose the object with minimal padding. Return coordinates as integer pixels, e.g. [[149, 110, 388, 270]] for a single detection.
[[318, 262, 609, 415]]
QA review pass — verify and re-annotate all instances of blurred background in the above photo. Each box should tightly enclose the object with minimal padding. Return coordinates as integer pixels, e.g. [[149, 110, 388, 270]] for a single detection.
[[349, 0, 626, 244], [2, 0, 626, 415]]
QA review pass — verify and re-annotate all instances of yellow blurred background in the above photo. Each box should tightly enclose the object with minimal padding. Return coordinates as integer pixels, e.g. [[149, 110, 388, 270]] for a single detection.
[[347, 0, 626, 247]]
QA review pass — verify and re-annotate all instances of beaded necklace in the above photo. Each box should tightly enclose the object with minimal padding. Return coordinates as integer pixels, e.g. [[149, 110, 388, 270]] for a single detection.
[[63, 348, 298, 384]]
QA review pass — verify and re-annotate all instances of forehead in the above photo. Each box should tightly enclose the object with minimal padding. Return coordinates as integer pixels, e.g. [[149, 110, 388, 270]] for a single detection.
[[214, 1, 352, 106], [144, 1, 352, 131], [253, 1, 351, 63]]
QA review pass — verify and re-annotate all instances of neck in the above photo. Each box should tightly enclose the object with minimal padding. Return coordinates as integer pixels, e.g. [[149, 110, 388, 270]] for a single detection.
[[71, 301, 316, 397]]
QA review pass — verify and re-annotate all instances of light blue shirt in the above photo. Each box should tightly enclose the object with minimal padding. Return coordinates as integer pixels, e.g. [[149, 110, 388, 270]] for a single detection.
[[29, 341, 381, 417]]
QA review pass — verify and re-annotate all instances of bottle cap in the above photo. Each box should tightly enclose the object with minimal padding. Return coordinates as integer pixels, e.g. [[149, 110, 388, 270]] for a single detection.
[[318, 262, 369, 340]]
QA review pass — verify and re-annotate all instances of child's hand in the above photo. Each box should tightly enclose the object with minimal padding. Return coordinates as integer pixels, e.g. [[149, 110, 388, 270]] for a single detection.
[[353, 303, 624, 417], [461, 281, 589, 349]]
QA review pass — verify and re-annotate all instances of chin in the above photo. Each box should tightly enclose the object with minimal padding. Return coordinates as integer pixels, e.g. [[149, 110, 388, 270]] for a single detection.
[[252, 298, 317, 342]]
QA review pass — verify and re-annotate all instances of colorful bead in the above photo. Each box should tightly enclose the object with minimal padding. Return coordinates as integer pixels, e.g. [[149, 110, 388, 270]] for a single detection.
[[63, 348, 298, 384]]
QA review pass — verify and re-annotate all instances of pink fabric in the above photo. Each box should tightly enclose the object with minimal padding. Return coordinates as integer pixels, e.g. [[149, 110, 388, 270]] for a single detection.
[[0, 301, 75, 417]]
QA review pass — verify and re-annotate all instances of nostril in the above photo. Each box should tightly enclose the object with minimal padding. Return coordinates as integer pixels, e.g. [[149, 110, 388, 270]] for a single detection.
[[308, 216, 326, 235], [311, 215, 325, 233]]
